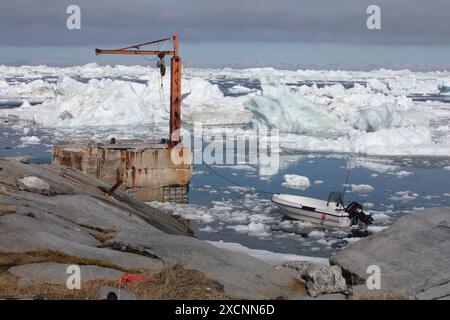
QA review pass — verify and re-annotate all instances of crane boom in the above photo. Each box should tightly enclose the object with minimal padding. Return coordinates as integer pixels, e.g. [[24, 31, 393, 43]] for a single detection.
[[95, 35, 182, 148]]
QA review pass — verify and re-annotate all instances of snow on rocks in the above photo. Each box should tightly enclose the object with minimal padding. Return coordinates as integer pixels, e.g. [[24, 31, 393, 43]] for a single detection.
[[209, 241, 328, 266]]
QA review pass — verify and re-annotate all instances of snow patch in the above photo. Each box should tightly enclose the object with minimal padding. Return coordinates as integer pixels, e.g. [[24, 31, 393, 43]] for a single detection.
[[208, 241, 329, 266]]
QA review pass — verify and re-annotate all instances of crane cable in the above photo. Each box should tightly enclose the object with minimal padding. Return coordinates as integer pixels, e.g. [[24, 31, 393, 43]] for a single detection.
[[137, 39, 170, 114], [157, 40, 170, 113], [203, 162, 273, 197]]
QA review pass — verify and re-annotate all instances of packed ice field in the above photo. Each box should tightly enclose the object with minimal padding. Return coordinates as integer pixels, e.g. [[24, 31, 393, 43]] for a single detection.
[[1, 63, 450, 258]]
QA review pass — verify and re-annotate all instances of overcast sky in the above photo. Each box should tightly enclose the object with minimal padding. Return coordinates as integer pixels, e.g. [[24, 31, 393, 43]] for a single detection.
[[1, 0, 450, 69]]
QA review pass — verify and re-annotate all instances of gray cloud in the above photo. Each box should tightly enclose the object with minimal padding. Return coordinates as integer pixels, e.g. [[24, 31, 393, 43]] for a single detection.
[[0, 0, 449, 46]]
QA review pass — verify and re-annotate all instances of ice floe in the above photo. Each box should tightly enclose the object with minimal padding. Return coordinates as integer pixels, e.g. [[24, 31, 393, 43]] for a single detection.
[[19, 135, 41, 145], [389, 191, 419, 202], [244, 79, 344, 133], [0, 74, 252, 127], [1, 64, 450, 158], [346, 184, 375, 193], [282, 174, 311, 190]]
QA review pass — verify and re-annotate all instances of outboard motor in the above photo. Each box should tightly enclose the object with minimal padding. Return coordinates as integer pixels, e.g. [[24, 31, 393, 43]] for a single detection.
[[345, 202, 374, 226]]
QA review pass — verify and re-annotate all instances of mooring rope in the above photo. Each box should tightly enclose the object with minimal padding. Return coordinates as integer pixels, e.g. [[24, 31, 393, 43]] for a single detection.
[[202, 162, 274, 196]]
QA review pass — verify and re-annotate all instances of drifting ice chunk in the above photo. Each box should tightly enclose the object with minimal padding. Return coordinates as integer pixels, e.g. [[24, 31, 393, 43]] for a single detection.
[[282, 174, 311, 190], [347, 184, 375, 193], [228, 85, 256, 94], [228, 221, 271, 238], [20, 136, 41, 145]]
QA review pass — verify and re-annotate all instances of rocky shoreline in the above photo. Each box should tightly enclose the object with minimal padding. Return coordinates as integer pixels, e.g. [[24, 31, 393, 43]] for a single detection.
[[0, 157, 448, 300]]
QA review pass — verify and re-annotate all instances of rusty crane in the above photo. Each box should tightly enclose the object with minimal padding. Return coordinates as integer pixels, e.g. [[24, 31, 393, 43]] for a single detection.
[[95, 35, 182, 148]]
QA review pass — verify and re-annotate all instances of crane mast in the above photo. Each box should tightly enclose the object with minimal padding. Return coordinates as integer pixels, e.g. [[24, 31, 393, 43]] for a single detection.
[[95, 35, 182, 148]]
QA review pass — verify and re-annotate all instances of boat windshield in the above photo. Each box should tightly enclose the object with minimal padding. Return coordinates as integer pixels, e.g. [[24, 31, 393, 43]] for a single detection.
[[327, 192, 344, 208]]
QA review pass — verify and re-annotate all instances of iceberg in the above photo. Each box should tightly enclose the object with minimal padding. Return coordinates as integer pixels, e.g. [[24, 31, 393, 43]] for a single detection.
[[244, 79, 344, 133], [0, 75, 252, 127], [1, 64, 449, 158], [0, 76, 165, 126]]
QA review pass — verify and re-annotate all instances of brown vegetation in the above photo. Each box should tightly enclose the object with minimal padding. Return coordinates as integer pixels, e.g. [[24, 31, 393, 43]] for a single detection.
[[0, 251, 130, 273], [350, 290, 409, 300], [0, 252, 228, 300]]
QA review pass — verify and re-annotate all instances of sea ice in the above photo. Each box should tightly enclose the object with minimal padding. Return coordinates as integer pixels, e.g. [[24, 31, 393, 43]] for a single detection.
[[244, 79, 344, 133], [367, 225, 389, 233], [389, 191, 419, 202], [282, 174, 311, 190], [0, 75, 252, 127], [228, 221, 271, 238], [2, 64, 450, 158], [308, 230, 326, 240], [346, 184, 375, 193], [19, 135, 41, 145], [228, 85, 256, 94]]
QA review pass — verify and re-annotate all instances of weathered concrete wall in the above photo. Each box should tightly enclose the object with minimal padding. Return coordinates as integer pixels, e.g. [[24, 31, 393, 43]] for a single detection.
[[52, 140, 192, 203]]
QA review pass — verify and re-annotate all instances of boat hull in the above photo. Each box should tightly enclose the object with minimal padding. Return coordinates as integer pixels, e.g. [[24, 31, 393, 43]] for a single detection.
[[272, 194, 351, 228]]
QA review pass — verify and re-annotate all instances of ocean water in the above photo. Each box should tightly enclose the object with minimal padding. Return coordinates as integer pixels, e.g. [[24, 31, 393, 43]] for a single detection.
[[1, 68, 450, 258], [1, 120, 450, 258]]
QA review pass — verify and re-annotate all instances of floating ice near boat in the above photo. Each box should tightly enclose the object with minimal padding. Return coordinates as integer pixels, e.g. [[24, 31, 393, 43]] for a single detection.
[[272, 192, 373, 228]]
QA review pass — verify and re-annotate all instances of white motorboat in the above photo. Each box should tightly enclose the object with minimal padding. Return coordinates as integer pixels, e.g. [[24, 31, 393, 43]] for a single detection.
[[272, 192, 373, 228]]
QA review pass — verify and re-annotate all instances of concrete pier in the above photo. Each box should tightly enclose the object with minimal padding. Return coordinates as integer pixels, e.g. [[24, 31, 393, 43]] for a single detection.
[[52, 139, 192, 203]]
